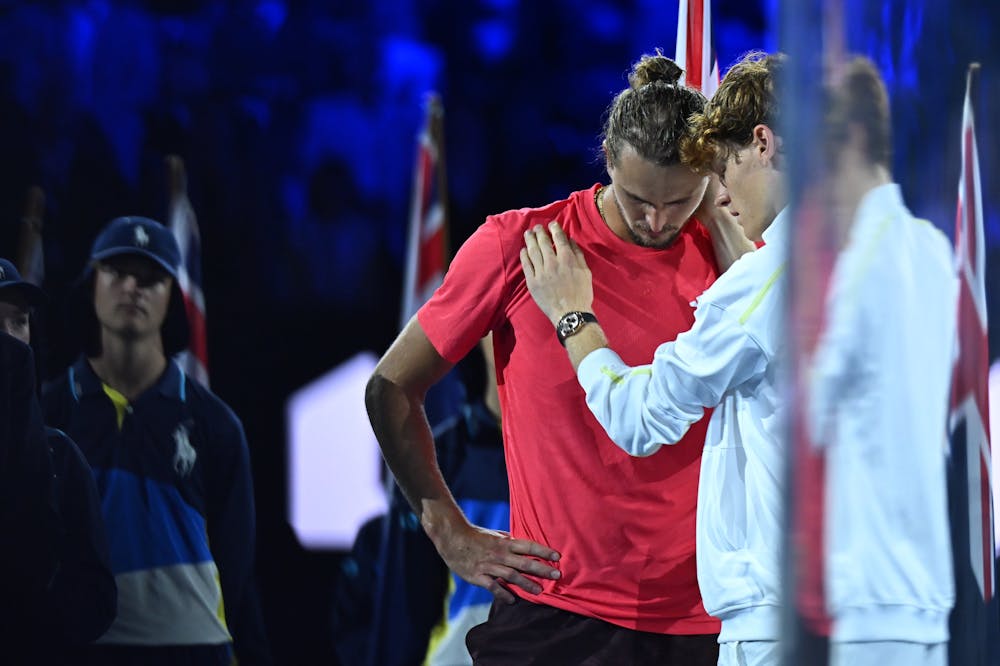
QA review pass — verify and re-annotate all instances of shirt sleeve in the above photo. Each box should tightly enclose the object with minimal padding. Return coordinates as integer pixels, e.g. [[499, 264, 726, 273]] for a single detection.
[[418, 219, 509, 363], [205, 404, 272, 665], [43, 430, 118, 645], [577, 302, 768, 457]]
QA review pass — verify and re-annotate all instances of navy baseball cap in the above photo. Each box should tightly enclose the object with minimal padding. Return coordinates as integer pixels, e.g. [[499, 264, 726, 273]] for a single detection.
[[0, 258, 46, 306], [88, 216, 181, 279]]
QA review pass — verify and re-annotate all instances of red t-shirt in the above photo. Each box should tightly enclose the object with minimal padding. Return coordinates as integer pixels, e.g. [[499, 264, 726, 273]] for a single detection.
[[418, 184, 720, 634]]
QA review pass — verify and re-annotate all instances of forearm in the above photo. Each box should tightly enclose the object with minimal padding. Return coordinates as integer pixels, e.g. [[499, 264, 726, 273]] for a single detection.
[[563, 322, 609, 371], [365, 372, 466, 544], [576, 345, 700, 456]]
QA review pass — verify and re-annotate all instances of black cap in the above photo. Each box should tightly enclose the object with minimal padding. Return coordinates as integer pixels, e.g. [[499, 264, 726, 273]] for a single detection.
[[0, 258, 45, 307]]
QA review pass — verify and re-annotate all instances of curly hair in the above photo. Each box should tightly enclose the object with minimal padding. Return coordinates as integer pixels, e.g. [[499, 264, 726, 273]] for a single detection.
[[601, 49, 707, 168], [681, 51, 786, 173]]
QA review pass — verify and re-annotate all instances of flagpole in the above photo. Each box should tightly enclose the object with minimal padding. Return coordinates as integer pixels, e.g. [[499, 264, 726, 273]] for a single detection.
[[400, 96, 433, 330], [430, 97, 450, 278], [16, 186, 45, 286], [400, 93, 449, 331]]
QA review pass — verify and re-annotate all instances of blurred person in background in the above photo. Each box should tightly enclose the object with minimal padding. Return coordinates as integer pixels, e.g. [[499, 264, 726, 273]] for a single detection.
[[0, 257, 117, 665], [367, 50, 751, 666], [518, 51, 790, 666], [808, 56, 956, 666], [42, 218, 271, 666]]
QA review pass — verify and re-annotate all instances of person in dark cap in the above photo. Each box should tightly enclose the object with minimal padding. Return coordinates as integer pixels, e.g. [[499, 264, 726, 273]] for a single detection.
[[0, 256, 45, 342], [0, 257, 117, 664], [42, 217, 271, 666]]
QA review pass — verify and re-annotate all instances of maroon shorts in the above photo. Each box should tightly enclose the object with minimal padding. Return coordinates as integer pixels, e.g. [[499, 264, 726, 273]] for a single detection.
[[466, 597, 720, 666]]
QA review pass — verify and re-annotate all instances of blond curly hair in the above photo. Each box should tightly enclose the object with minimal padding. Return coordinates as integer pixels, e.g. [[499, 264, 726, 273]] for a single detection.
[[681, 52, 786, 173]]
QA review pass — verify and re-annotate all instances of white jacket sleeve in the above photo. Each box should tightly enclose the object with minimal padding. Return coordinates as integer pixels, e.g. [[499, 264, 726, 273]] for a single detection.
[[577, 302, 769, 457]]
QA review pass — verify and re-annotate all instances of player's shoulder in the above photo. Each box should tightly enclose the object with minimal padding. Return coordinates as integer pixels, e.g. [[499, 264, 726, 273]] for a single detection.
[[485, 187, 593, 238], [911, 217, 953, 261]]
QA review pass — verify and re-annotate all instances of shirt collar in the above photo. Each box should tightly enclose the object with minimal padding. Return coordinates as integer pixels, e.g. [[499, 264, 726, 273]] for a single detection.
[[852, 183, 905, 233], [71, 355, 185, 403]]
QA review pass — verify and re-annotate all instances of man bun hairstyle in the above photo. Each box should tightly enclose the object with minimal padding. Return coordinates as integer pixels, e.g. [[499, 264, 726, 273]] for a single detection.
[[628, 53, 684, 88], [602, 49, 707, 168]]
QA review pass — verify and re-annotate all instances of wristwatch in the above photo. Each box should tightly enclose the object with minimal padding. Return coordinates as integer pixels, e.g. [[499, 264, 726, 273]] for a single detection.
[[555, 311, 598, 346]]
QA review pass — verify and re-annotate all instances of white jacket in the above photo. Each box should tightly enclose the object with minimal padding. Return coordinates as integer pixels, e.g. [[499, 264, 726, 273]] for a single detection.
[[809, 183, 956, 643], [577, 209, 790, 642]]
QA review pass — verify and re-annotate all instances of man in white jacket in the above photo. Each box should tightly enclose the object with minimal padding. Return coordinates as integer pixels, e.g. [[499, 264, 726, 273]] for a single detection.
[[809, 57, 956, 666], [519, 51, 790, 666]]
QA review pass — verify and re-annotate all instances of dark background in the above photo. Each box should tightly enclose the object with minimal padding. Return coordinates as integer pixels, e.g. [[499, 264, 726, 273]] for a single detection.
[[0, 1, 995, 663]]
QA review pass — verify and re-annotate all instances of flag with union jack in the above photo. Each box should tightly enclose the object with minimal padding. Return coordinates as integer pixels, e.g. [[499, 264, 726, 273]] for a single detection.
[[948, 62, 1000, 666], [400, 94, 449, 329], [166, 155, 209, 387], [675, 0, 719, 96]]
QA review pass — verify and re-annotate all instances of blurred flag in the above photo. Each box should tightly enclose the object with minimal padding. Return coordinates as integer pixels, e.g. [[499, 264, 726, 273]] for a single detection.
[[400, 94, 449, 329], [675, 0, 719, 96], [166, 155, 209, 387], [16, 186, 45, 286], [947, 62, 1000, 666], [783, 3, 842, 663]]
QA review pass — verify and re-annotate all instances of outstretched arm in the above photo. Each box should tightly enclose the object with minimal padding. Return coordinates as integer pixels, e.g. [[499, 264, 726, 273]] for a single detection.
[[366, 318, 560, 603]]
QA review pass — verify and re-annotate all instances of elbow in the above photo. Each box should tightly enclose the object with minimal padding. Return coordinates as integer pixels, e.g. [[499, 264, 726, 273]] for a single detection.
[[364, 371, 389, 422], [84, 580, 117, 643], [623, 438, 666, 458], [365, 370, 407, 423], [604, 426, 666, 458], [613, 423, 686, 458], [54, 567, 117, 644], [365, 370, 410, 442]]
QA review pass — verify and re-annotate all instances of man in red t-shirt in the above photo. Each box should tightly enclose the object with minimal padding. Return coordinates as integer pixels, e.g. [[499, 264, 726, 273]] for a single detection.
[[366, 52, 751, 665]]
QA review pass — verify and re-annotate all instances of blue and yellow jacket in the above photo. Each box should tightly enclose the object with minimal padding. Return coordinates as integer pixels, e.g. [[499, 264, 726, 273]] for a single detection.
[[43, 357, 270, 663]]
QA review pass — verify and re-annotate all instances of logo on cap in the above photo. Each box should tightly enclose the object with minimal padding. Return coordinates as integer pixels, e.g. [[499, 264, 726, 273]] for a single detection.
[[0, 266, 5, 280], [134, 225, 150, 248]]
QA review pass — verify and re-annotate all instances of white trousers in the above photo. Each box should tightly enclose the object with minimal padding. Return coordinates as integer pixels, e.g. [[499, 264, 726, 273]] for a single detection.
[[830, 641, 946, 666], [718, 641, 781, 666]]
